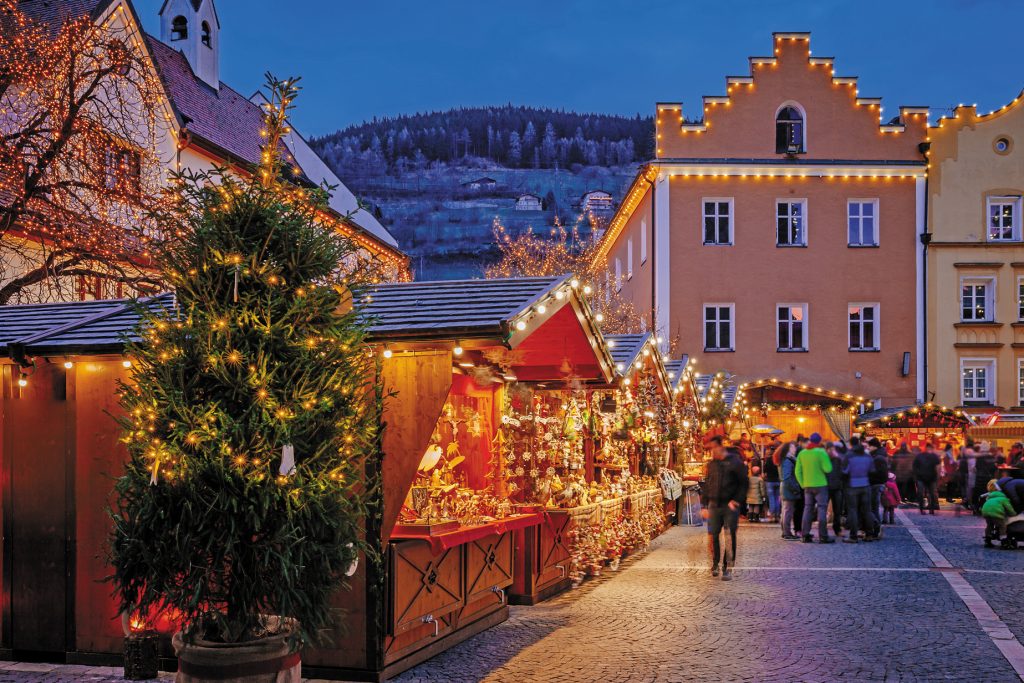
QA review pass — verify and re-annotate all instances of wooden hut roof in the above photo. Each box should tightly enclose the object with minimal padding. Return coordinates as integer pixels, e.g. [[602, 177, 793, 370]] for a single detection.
[[663, 355, 690, 390], [0, 293, 175, 358], [855, 404, 974, 428], [604, 332, 651, 373], [695, 374, 739, 410], [360, 275, 568, 343]]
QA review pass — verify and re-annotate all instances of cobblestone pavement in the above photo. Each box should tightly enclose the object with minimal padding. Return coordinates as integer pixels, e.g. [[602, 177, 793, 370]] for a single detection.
[[1, 505, 1022, 683]]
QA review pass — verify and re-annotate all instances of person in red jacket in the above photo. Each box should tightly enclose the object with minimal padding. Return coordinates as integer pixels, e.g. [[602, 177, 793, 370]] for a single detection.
[[881, 473, 901, 525]]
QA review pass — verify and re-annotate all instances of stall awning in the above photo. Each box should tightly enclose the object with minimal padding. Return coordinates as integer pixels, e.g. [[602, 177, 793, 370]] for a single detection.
[[695, 374, 738, 409], [0, 293, 175, 358], [855, 404, 974, 429], [605, 332, 651, 374]]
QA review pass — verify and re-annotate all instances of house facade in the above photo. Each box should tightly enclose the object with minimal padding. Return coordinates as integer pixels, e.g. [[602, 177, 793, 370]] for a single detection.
[[4, 0, 406, 304], [596, 33, 929, 408], [925, 93, 1024, 418], [515, 193, 543, 211]]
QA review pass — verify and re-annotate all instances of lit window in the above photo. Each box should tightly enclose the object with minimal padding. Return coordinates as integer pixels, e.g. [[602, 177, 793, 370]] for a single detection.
[[1018, 278, 1024, 321], [776, 200, 806, 246], [849, 304, 879, 351], [1019, 360, 1024, 406], [776, 106, 804, 154], [987, 196, 1021, 242], [703, 198, 733, 245], [703, 304, 734, 351], [201, 21, 212, 47], [777, 304, 807, 351], [171, 15, 188, 41], [961, 359, 994, 404], [961, 279, 993, 322], [102, 146, 141, 195], [848, 200, 878, 246]]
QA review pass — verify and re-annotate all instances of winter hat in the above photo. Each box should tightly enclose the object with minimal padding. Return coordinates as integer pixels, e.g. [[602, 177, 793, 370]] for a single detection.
[[809, 433, 822, 444], [888, 472, 896, 481]]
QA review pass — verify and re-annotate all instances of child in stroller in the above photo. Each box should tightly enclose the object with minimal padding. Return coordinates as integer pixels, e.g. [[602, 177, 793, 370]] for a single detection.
[[982, 478, 1024, 549]]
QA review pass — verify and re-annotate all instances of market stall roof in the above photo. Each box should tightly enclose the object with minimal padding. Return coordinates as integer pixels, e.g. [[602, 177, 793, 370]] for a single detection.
[[361, 275, 615, 383], [968, 414, 1024, 440], [695, 374, 738, 410], [855, 404, 974, 429], [605, 332, 651, 374], [0, 293, 175, 359], [736, 378, 868, 409]]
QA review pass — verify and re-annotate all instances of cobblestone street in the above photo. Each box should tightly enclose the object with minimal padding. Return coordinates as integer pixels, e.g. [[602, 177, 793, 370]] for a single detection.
[[2, 506, 1022, 683]]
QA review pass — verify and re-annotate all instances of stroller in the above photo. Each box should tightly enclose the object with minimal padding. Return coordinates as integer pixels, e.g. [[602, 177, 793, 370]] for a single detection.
[[984, 510, 1024, 549]]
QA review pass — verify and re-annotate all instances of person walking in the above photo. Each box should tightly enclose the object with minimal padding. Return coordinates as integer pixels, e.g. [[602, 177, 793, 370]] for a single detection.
[[763, 444, 781, 523], [913, 445, 941, 515], [893, 443, 915, 503], [779, 442, 802, 540], [960, 443, 977, 510], [700, 436, 749, 580], [796, 433, 834, 543], [826, 442, 846, 538], [842, 441, 876, 543]]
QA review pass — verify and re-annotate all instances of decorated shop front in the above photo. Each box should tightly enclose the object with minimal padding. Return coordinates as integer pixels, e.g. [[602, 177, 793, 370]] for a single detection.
[[856, 404, 974, 449]]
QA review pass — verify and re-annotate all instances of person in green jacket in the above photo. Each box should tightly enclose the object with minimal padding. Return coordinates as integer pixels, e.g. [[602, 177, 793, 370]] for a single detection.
[[796, 433, 835, 543], [982, 480, 1017, 547]]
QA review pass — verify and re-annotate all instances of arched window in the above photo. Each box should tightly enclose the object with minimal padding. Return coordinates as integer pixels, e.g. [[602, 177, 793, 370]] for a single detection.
[[201, 21, 212, 47], [171, 15, 187, 41], [776, 105, 804, 154]]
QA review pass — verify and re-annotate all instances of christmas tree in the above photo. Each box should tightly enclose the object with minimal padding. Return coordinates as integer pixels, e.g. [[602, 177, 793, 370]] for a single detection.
[[109, 76, 382, 647]]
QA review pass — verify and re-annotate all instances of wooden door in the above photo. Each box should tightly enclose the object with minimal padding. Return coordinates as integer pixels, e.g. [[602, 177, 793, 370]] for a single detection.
[[3, 363, 70, 654]]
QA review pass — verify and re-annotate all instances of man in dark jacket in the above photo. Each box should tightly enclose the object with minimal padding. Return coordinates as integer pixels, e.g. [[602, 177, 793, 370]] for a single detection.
[[843, 443, 877, 542], [913, 446, 941, 515], [701, 436, 749, 581], [867, 437, 889, 537]]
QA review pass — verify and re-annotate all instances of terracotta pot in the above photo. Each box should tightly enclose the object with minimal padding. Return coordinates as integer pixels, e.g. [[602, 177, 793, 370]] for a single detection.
[[173, 619, 300, 683]]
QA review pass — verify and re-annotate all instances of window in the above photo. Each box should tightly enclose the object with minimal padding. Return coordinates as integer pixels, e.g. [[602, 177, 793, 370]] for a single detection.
[[987, 196, 1021, 241], [776, 200, 806, 246], [961, 359, 995, 404], [703, 304, 734, 351], [1019, 360, 1024, 406], [775, 105, 804, 154], [961, 278, 994, 322], [102, 146, 141, 195], [201, 21, 212, 47], [626, 238, 633, 280], [640, 219, 647, 264], [848, 199, 878, 246], [1019, 278, 1024, 321], [614, 258, 622, 292], [703, 198, 733, 245], [171, 15, 188, 41], [777, 304, 808, 351], [849, 304, 879, 351], [78, 275, 124, 301]]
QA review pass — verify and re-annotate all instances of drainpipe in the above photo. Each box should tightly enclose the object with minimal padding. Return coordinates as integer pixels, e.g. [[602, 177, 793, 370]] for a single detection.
[[919, 141, 931, 404], [648, 170, 656, 336]]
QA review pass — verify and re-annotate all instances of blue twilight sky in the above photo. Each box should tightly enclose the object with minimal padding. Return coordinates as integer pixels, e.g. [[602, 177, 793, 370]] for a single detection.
[[139, 0, 1024, 137]]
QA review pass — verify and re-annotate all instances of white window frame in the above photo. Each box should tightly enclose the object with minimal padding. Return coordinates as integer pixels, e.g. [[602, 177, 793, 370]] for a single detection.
[[702, 197, 734, 246], [614, 258, 622, 292], [848, 302, 880, 351], [776, 199, 807, 247], [627, 238, 633, 280], [640, 219, 648, 264], [1018, 358, 1024, 406], [960, 277, 995, 322], [960, 357, 995, 405], [703, 303, 735, 352], [848, 198, 879, 247], [1018, 276, 1024, 322], [986, 196, 1022, 242], [776, 303, 808, 351]]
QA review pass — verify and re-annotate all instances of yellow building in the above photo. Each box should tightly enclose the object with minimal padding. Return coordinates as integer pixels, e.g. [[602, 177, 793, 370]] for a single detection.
[[926, 90, 1024, 434]]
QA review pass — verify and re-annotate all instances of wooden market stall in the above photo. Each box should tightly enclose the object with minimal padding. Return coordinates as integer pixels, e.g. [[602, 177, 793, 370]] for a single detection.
[[732, 378, 870, 444], [855, 404, 974, 450], [301, 274, 617, 680], [0, 294, 175, 664], [664, 356, 706, 477]]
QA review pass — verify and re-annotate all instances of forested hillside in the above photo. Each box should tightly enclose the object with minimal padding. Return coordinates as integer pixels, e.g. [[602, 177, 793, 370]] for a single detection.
[[310, 106, 653, 280]]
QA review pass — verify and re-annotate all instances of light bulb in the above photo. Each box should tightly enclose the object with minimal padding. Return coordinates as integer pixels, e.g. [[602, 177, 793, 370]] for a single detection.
[[595, 313, 604, 322], [516, 321, 526, 331], [382, 348, 393, 359], [453, 345, 463, 356], [17, 377, 27, 387], [123, 360, 132, 368], [63, 361, 74, 369]]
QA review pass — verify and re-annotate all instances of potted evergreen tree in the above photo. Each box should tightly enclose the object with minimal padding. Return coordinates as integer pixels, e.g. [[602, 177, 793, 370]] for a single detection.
[[109, 76, 383, 683]]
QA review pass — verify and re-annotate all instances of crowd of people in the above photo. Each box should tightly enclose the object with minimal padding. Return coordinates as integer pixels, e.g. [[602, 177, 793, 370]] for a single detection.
[[699, 431, 1024, 579]]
